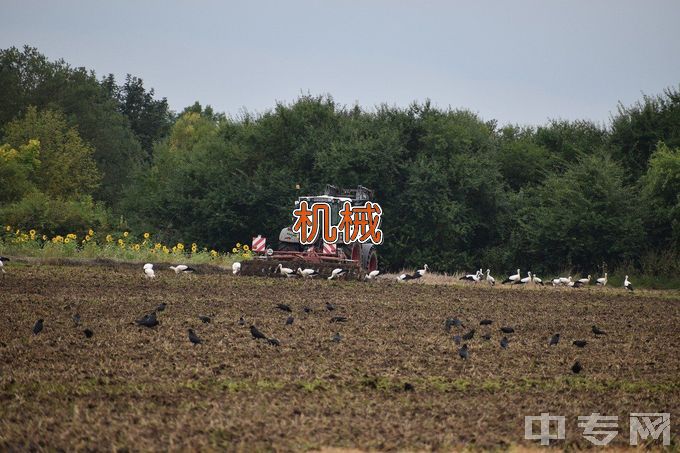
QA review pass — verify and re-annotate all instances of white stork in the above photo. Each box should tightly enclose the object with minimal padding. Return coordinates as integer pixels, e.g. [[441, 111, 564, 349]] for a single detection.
[[297, 267, 320, 278], [397, 272, 415, 282], [551, 277, 562, 287], [559, 276, 571, 285], [0, 256, 8, 278], [459, 270, 481, 283], [415, 264, 429, 277], [276, 263, 295, 278], [596, 273, 608, 286], [143, 263, 155, 278], [365, 270, 380, 280], [624, 275, 634, 292], [328, 268, 348, 280], [518, 271, 533, 285], [531, 274, 544, 286], [577, 275, 591, 285], [169, 265, 195, 274], [232, 262, 241, 275], [502, 269, 521, 284], [485, 269, 495, 286]]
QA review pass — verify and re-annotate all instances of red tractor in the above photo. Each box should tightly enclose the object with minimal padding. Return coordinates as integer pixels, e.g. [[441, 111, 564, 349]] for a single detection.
[[240, 185, 379, 278]]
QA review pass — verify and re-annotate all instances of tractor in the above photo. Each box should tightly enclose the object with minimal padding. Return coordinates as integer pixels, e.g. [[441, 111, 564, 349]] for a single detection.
[[240, 185, 379, 278]]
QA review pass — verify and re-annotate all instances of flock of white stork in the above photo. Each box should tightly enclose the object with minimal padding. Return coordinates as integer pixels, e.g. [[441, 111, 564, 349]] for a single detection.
[[459, 268, 634, 291], [140, 260, 634, 291]]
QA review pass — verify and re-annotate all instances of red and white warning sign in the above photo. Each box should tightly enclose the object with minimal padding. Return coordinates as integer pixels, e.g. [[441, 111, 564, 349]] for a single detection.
[[323, 242, 337, 255], [252, 235, 266, 253]]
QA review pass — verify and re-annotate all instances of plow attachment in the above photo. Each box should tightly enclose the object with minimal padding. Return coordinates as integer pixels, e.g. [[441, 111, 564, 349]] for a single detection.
[[240, 249, 363, 279]]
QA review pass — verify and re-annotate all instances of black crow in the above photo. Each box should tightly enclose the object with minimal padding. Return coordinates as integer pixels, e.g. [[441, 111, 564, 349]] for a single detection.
[[458, 344, 469, 359], [462, 329, 475, 340], [481, 333, 491, 341], [573, 340, 587, 348], [500, 326, 515, 334], [332, 332, 342, 343], [238, 316, 245, 326], [326, 303, 335, 311], [480, 319, 493, 326], [156, 303, 167, 312], [303, 306, 312, 314], [32, 319, 44, 335], [285, 316, 294, 325], [276, 303, 292, 313], [549, 333, 560, 346], [72, 314, 81, 326], [592, 325, 606, 335], [571, 361, 582, 374], [500, 337, 509, 349], [453, 335, 462, 345], [198, 315, 211, 323], [250, 325, 267, 340], [267, 337, 281, 346], [135, 313, 159, 328], [403, 382, 414, 392], [330, 316, 348, 323], [188, 329, 202, 345], [83, 329, 94, 338]]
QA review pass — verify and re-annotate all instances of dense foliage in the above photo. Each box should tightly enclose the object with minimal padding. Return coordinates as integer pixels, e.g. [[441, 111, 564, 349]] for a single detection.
[[1, 46, 678, 277]]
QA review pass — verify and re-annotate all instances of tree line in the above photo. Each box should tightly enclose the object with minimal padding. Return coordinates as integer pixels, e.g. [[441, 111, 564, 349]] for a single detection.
[[1, 46, 678, 278]]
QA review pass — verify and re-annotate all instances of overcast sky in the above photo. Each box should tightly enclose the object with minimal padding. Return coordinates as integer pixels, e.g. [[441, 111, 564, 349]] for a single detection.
[[2, 0, 679, 126]]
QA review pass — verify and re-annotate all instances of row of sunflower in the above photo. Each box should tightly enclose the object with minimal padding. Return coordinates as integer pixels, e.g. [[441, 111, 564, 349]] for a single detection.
[[1, 225, 252, 263]]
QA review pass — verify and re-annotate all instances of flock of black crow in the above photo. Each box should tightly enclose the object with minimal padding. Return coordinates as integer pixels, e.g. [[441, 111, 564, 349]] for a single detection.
[[444, 316, 608, 374], [29, 299, 348, 350]]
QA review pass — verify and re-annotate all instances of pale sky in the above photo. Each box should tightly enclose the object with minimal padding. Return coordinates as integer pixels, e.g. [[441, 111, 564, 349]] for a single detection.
[[2, 0, 679, 126]]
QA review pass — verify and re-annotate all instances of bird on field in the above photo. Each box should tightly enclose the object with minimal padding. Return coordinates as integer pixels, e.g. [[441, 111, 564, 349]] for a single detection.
[[232, 262, 241, 275], [297, 267, 319, 278], [459, 270, 482, 283], [397, 272, 415, 282], [238, 316, 246, 326], [332, 332, 342, 343], [188, 329, 202, 345], [365, 270, 380, 280], [325, 302, 335, 311], [573, 340, 587, 348], [578, 275, 591, 285], [276, 264, 295, 278], [445, 317, 464, 331], [502, 269, 521, 284], [198, 315, 211, 323], [250, 325, 268, 340], [415, 264, 429, 278], [462, 329, 475, 340], [559, 276, 571, 285], [156, 303, 166, 312], [0, 256, 9, 277], [571, 361, 583, 374], [453, 335, 462, 345], [486, 269, 495, 286], [458, 344, 469, 359], [72, 313, 81, 326], [404, 382, 414, 392], [624, 275, 634, 292], [330, 316, 348, 323], [303, 306, 312, 314], [143, 263, 155, 278], [328, 268, 348, 280], [285, 316, 294, 325], [549, 333, 560, 346], [276, 303, 292, 312], [481, 333, 491, 341], [532, 274, 544, 286], [136, 312, 159, 328], [517, 271, 533, 285], [480, 319, 493, 326], [33, 319, 44, 335], [596, 273, 608, 286], [83, 329, 94, 338], [267, 337, 281, 346], [500, 336, 509, 349], [592, 325, 606, 335], [500, 326, 515, 334], [169, 265, 195, 274], [567, 277, 583, 288]]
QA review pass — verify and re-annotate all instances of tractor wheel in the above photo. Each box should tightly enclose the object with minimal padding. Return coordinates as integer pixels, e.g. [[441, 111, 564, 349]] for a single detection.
[[367, 249, 378, 272]]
